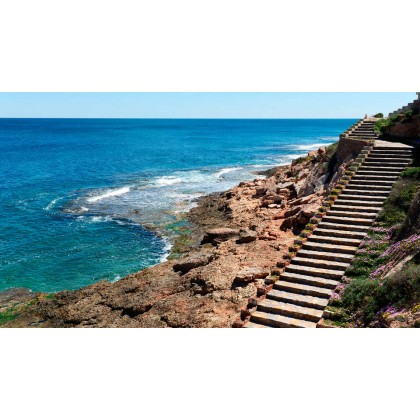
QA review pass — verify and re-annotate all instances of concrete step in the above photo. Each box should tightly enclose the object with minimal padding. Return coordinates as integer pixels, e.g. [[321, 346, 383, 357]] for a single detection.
[[341, 188, 390, 197], [274, 280, 333, 299], [250, 310, 317, 328], [369, 152, 412, 159], [373, 147, 413, 153], [352, 132, 376, 135], [345, 184, 392, 192], [257, 299, 324, 322], [302, 241, 358, 255], [318, 221, 371, 232], [267, 289, 328, 310], [308, 235, 362, 247], [348, 135, 377, 139], [352, 133, 376, 136], [281, 270, 340, 289], [365, 157, 412, 163], [285, 264, 344, 281], [297, 248, 354, 263], [359, 162, 407, 172], [357, 168, 404, 174], [335, 198, 386, 207], [243, 321, 270, 328], [331, 204, 382, 213], [363, 159, 410, 168], [360, 169, 407, 175], [334, 194, 386, 202], [327, 210, 379, 219], [313, 227, 367, 239], [291, 256, 349, 271], [352, 174, 399, 181], [349, 179, 394, 186], [322, 215, 375, 226]]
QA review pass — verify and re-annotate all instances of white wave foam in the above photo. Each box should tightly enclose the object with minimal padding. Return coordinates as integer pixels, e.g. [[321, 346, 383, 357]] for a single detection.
[[44, 197, 60, 211], [251, 164, 277, 169], [154, 176, 182, 187], [159, 238, 173, 263], [76, 215, 113, 223], [87, 186, 131, 203], [215, 167, 242, 178], [273, 154, 303, 164], [110, 275, 121, 283], [294, 143, 333, 151]]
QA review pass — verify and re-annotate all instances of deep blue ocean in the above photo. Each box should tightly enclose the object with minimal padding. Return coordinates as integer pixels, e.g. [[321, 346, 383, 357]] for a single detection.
[[0, 118, 355, 292]]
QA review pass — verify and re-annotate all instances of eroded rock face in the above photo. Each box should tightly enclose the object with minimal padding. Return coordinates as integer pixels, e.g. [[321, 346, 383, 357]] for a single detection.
[[3, 145, 346, 328], [383, 115, 420, 139]]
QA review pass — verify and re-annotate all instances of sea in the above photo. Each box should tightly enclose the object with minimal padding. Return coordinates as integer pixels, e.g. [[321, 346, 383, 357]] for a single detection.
[[0, 118, 356, 292]]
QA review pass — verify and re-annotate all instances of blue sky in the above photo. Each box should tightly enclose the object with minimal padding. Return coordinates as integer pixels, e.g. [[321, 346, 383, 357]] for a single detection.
[[0, 93, 415, 118]]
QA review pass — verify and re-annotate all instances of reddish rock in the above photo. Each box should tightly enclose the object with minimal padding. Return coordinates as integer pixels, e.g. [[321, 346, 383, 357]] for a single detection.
[[2, 144, 345, 328]]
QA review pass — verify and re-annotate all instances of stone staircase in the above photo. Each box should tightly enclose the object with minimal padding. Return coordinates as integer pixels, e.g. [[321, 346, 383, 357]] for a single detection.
[[344, 119, 379, 141], [389, 92, 420, 117], [243, 141, 413, 328]]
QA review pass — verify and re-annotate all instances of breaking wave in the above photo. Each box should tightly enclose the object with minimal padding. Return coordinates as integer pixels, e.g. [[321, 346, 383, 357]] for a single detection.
[[87, 186, 131, 203]]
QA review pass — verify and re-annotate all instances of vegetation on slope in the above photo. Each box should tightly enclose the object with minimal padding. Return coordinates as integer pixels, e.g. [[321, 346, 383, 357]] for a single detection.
[[325, 161, 420, 327], [375, 109, 420, 138]]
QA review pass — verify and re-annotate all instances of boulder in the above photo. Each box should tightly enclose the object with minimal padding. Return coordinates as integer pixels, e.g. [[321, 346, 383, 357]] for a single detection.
[[235, 267, 270, 282], [261, 199, 274, 207], [202, 228, 240, 245], [265, 194, 283, 203], [255, 187, 267, 196], [284, 205, 302, 218], [236, 229, 257, 244], [278, 181, 294, 190], [173, 251, 215, 274]]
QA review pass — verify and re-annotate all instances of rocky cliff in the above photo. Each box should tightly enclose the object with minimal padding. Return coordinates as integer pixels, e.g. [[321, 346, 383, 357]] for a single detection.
[[1, 141, 361, 328]]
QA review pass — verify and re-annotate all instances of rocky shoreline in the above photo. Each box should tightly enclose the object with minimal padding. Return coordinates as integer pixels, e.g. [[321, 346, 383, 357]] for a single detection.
[[1, 143, 353, 328]]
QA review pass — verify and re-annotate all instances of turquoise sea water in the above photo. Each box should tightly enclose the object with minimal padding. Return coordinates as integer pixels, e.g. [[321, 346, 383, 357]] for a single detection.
[[0, 118, 355, 292]]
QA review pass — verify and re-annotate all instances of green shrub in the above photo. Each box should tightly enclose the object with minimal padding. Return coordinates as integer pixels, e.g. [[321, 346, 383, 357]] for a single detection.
[[341, 278, 381, 324], [404, 110, 414, 119], [375, 118, 389, 134], [401, 167, 420, 180], [342, 263, 420, 325], [0, 308, 18, 325], [374, 114, 408, 134], [380, 264, 420, 307], [293, 155, 313, 165], [373, 113, 384, 118], [377, 178, 419, 226]]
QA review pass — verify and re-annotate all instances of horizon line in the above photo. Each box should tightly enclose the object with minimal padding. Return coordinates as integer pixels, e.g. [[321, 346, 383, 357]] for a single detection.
[[0, 116, 360, 120]]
